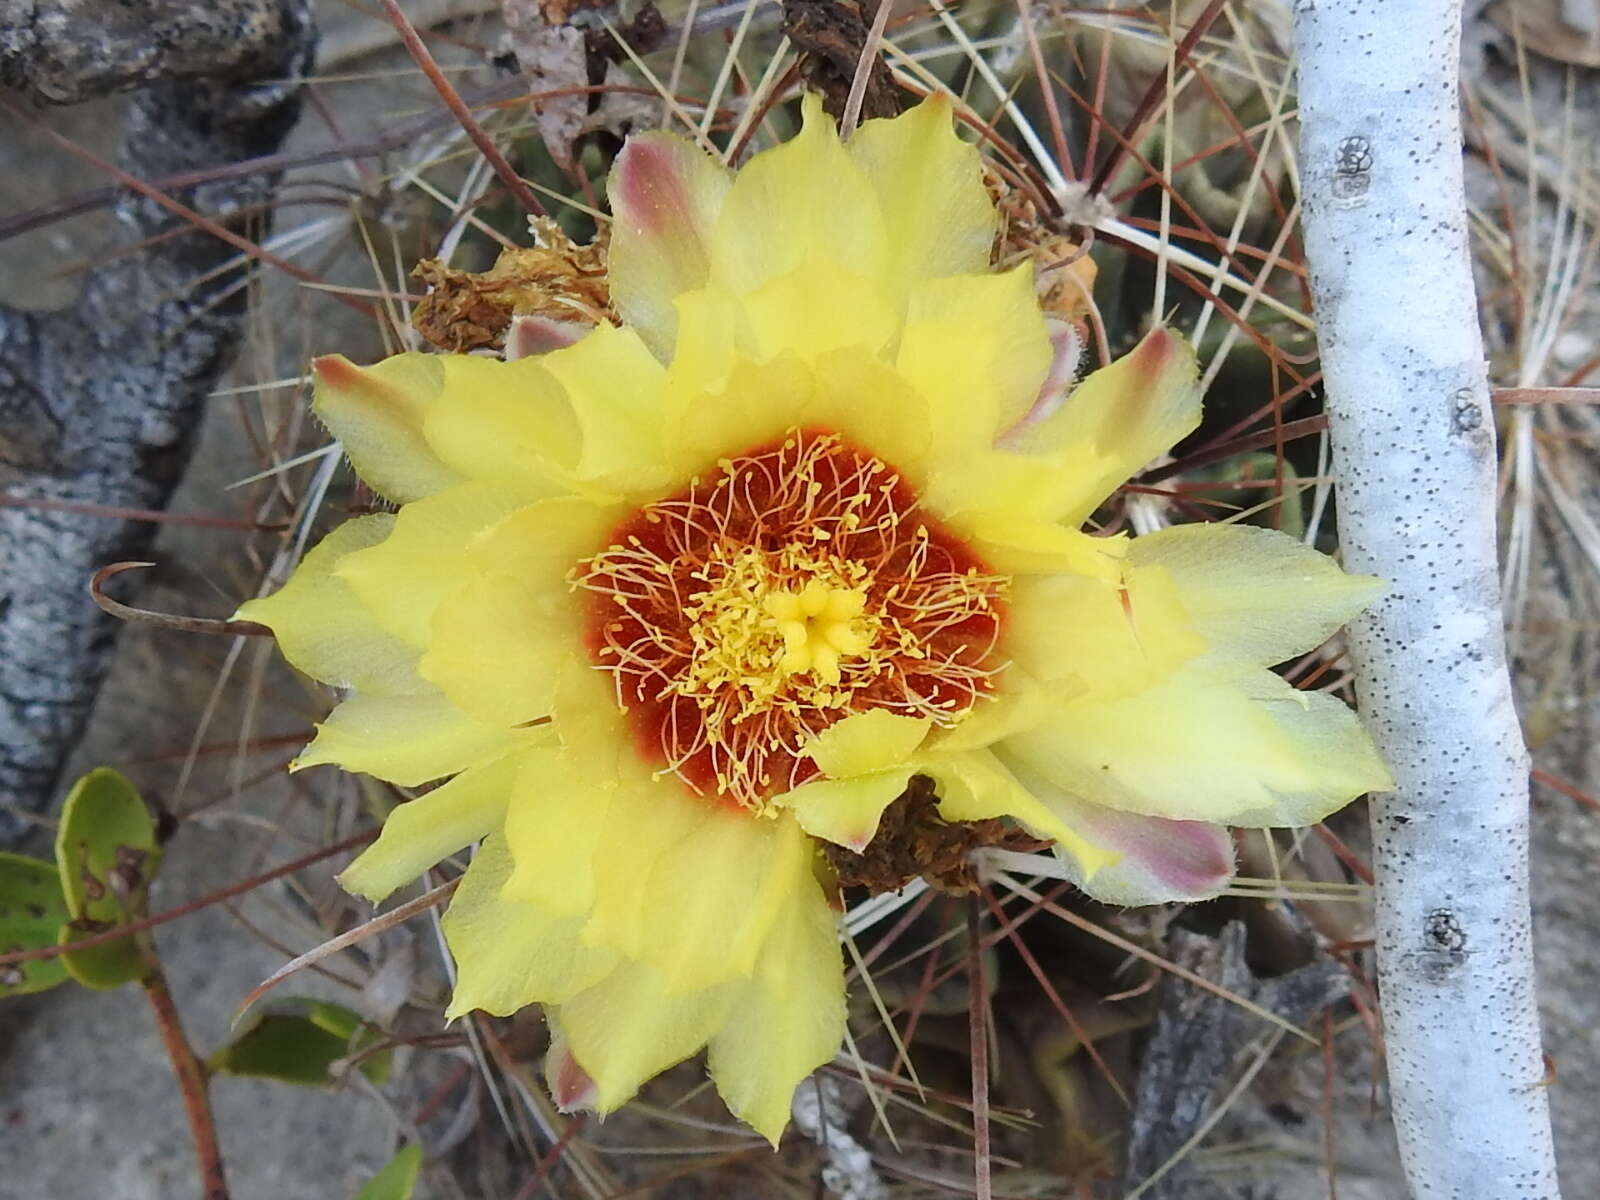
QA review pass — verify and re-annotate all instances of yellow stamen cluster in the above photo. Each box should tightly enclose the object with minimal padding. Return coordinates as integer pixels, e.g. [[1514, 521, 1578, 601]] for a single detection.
[[575, 430, 1008, 807]]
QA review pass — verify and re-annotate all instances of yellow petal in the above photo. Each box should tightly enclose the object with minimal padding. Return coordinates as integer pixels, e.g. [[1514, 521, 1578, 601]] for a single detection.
[[925, 749, 1118, 878], [584, 795, 810, 994], [538, 322, 674, 494], [500, 742, 615, 916], [550, 654, 657, 789], [708, 873, 844, 1144], [1126, 522, 1383, 666], [997, 658, 1389, 825], [846, 92, 997, 289], [335, 480, 546, 648], [552, 961, 738, 1113], [442, 833, 618, 1018], [708, 93, 887, 296], [664, 353, 813, 477], [944, 511, 1127, 578], [293, 690, 525, 786], [236, 516, 425, 695], [312, 354, 461, 503], [741, 264, 900, 365], [419, 497, 619, 725], [776, 770, 913, 851], [420, 353, 582, 487], [898, 268, 1051, 454], [1008, 327, 1202, 525], [339, 754, 520, 902], [804, 710, 932, 777], [1006, 562, 1205, 700], [607, 130, 733, 358], [1227, 668, 1393, 825]]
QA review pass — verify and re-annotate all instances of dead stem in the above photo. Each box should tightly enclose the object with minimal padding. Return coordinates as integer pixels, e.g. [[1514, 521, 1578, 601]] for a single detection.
[[143, 968, 228, 1200], [966, 895, 992, 1200]]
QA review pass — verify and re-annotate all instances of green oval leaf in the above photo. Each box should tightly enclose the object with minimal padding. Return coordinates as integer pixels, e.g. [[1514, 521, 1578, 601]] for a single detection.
[[354, 1143, 423, 1200], [0, 853, 71, 997], [209, 998, 391, 1087], [52, 768, 163, 989]]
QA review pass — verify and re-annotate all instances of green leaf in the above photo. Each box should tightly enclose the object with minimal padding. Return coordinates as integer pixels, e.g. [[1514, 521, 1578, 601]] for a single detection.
[[0, 853, 72, 997], [210, 998, 391, 1087], [52, 768, 163, 990], [353, 1143, 423, 1200]]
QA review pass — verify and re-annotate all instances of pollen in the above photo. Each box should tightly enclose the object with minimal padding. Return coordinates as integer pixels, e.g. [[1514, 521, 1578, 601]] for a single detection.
[[574, 430, 1007, 809]]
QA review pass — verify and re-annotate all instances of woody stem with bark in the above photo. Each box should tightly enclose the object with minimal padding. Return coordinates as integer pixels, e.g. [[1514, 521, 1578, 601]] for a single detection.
[[1291, 1, 1559, 1195], [143, 965, 228, 1200]]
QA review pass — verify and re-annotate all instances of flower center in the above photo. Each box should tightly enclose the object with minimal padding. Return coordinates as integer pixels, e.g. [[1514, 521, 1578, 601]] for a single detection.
[[575, 430, 1007, 809]]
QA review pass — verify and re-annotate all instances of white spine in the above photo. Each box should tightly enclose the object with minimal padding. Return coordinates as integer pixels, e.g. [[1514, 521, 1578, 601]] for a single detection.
[[1290, 2, 1559, 1196]]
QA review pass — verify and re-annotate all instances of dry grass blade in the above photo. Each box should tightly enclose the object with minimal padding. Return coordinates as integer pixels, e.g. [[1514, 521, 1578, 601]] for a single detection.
[[235, 878, 459, 1022]]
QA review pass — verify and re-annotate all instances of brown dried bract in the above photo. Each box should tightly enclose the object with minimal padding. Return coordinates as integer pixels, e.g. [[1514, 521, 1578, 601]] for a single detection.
[[412, 219, 613, 353], [826, 775, 1033, 896], [987, 166, 1099, 324], [780, 0, 901, 123]]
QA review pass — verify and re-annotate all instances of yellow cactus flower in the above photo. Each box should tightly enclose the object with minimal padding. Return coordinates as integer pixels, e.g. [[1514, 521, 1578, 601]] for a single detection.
[[238, 93, 1390, 1143]]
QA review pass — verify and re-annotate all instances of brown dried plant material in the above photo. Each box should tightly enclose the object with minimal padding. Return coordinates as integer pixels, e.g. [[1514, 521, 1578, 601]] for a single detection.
[[412, 219, 613, 353], [987, 166, 1099, 324], [825, 775, 1031, 896], [780, 0, 902, 122]]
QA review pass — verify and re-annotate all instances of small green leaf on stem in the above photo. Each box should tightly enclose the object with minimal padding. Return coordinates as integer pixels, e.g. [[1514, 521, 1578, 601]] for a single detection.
[[353, 1143, 423, 1200], [52, 767, 163, 989], [209, 998, 391, 1087], [0, 853, 72, 997]]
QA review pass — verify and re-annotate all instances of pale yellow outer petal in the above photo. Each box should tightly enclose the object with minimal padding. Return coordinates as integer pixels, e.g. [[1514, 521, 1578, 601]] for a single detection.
[[997, 659, 1391, 825], [420, 354, 581, 487], [1225, 669, 1394, 826], [293, 690, 526, 786], [925, 750, 1118, 878], [607, 131, 733, 358], [312, 354, 462, 503], [708, 93, 888, 296], [1006, 562, 1206, 701], [707, 872, 845, 1144], [551, 962, 739, 1112], [897, 268, 1052, 455], [419, 497, 620, 725], [442, 833, 619, 1019], [846, 92, 997, 289], [236, 515, 425, 695], [777, 770, 914, 851], [1126, 522, 1383, 666], [1008, 327, 1202, 525], [339, 754, 520, 902], [335, 480, 546, 648], [804, 710, 931, 777]]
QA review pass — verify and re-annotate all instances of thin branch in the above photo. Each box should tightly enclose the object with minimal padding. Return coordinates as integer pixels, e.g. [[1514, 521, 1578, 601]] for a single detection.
[[144, 968, 229, 1200], [965, 896, 992, 1200]]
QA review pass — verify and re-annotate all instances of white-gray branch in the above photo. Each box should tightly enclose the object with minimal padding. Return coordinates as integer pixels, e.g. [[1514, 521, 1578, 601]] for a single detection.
[[1292, 1, 1559, 1195]]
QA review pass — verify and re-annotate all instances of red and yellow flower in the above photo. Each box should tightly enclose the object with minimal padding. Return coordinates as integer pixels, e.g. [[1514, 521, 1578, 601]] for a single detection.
[[240, 94, 1389, 1142]]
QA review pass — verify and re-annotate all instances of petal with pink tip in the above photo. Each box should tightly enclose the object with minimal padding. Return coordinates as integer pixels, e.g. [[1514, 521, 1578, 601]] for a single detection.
[[607, 131, 732, 358], [312, 354, 463, 503], [545, 1034, 599, 1113], [505, 314, 591, 360], [1004, 759, 1235, 904], [1007, 326, 1202, 525]]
